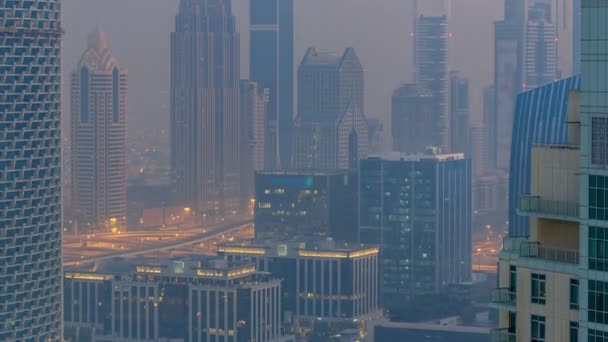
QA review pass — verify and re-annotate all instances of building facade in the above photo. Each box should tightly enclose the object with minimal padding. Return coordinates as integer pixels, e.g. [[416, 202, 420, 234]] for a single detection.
[[171, 0, 241, 218], [250, 0, 294, 168], [292, 47, 369, 170], [524, 4, 557, 89], [240, 80, 269, 208], [0, 0, 63, 339], [491, 89, 581, 342], [64, 258, 291, 342], [449, 71, 470, 154], [218, 238, 380, 337], [70, 29, 127, 232], [254, 170, 358, 242], [508, 75, 580, 237], [415, 15, 449, 152], [391, 83, 435, 154], [359, 150, 472, 309]]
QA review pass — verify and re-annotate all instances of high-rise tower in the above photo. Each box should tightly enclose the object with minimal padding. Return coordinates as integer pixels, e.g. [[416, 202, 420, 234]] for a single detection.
[[70, 29, 127, 232], [415, 15, 449, 152], [0, 0, 63, 339], [250, 0, 294, 168], [171, 0, 241, 217]]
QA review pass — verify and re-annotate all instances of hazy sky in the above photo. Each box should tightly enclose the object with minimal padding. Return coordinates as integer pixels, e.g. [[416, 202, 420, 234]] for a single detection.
[[62, 0, 503, 136]]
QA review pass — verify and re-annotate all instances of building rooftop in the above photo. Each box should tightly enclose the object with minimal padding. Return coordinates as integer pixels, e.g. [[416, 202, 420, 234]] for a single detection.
[[256, 169, 355, 177], [218, 237, 379, 259], [65, 256, 263, 281], [369, 148, 465, 162]]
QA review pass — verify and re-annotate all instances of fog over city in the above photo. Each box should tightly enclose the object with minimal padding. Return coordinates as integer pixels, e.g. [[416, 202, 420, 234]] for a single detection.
[[2, 0, 594, 340], [63, 0, 501, 134]]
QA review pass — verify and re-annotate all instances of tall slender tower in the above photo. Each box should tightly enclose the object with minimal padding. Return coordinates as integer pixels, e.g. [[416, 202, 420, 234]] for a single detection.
[[171, 0, 241, 217], [415, 15, 449, 152], [0, 0, 63, 339], [70, 29, 127, 233], [250, 0, 294, 168]]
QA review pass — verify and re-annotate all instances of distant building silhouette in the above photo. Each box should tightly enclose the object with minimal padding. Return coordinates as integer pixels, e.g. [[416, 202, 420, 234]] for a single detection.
[[391, 83, 435, 154], [250, 0, 294, 168], [0, 0, 63, 339], [415, 15, 449, 151], [493, 0, 572, 171], [171, 0, 241, 217], [449, 71, 470, 154], [71, 29, 127, 232], [360, 150, 472, 308], [239, 80, 269, 208], [292, 47, 368, 169]]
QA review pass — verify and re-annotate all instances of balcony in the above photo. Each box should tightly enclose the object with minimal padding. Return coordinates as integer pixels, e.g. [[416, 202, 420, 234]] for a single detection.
[[491, 328, 516, 342], [518, 195, 579, 222], [519, 241, 579, 265], [489, 288, 516, 310]]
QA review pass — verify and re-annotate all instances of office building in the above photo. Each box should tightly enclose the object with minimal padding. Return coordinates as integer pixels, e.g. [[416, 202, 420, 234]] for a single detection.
[[449, 71, 470, 154], [171, 0, 241, 218], [240, 80, 269, 208], [70, 29, 127, 232], [63, 258, 292, 342], [415, 15, 449, 151], [508, 75, 580, 237], [360, 149, 472, 309], [0, 0, 63, 339], [254, 170, 358, 242], [491, 90, 580, 341], [218, 238, 380, 336], [250, 0, 294, 168], [292, 47, 369, 170], [391, 83, 435, 154]]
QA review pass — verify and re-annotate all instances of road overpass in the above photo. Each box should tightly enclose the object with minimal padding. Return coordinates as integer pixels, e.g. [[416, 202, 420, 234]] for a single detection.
[[64, 219, 252, 267]]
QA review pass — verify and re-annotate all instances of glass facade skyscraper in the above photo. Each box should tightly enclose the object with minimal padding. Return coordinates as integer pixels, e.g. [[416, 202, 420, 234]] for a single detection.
[[0, 0, 63, 339], [360, 151, 471, 309], [508, 75, 580, 237], [250, 0, 294, 168]]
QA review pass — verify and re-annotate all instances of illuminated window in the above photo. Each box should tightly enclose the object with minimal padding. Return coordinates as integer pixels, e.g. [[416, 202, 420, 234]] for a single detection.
[[258, 202, 271, 209]]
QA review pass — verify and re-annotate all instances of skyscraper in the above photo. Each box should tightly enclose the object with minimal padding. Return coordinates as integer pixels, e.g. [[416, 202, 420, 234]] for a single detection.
[[0, 0, 63, 339], [524, 4, 557, 89], [360, 149, 472, 309], [70, 29, 127, 232], [508, 75, 580, 237], [239, 80, 268, 207], [415, 15, 449, 151], [483, 84, 496, 169], [494, 19, 524, 171], [292, 47, 368, 169], [171, 0, 241, 217], [449, 71, 470, 154], [250, 0, 294, 168], [493, 0, 564, 170], [391, 83, 435, 153]]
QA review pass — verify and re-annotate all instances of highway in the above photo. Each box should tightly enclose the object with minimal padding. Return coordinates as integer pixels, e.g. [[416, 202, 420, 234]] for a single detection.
[[64, 219, 252, 267]]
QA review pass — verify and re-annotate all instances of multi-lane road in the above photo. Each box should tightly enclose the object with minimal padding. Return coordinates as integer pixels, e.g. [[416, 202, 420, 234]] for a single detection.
[[63, 219, 253, 266]]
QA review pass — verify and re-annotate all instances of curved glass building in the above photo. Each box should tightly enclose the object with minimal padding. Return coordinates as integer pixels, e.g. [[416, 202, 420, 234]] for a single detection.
[[508, 75, 580, 237], [0, 0, 63, 339]]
